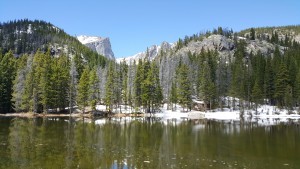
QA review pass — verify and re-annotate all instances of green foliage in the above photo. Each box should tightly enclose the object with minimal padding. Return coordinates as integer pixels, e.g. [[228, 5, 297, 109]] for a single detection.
[[0, 19, 107, 68], [105, 62, 114, 112], [88, 68, 100, 111], [199, 63, 216, 110], [51, 54, 70, 112], [0, 51, 16, 113], [2, 24, 300, 115], [121, 61, 128, 108], [239, 25, 300, 38], [250, 28, 255, 40], [134, 59, 144, 108], [251, 80, 263, 112], [38, 50, 53, 113], [77, 68, 89, 113], [264, 57, 275, 104], [230, 40, 247, 100], [133, 59, 163, 113], [274, 63, 289, 108], [177, 64, 192, 111]]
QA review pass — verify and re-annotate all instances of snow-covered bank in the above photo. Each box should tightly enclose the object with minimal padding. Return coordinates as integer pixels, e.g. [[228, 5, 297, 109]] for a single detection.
[[95, 103, 300, 123]]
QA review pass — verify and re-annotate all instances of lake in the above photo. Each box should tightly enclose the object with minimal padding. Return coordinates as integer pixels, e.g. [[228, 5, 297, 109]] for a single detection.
[[0, 117, 299, 169]]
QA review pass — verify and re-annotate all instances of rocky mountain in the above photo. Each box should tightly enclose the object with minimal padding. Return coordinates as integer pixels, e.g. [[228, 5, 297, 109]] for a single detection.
[[117, 41, 174, 64], [77, 35, 115, 60], [119, 26, 300, 65]]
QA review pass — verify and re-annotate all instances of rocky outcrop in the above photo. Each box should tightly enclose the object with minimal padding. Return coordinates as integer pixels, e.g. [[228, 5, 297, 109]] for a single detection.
[[177, 35, 235, 59], [120, 33, 289, 64], [77, 35, 115, 59], [117, 41, 174, 64], [177, 34, 286, 58], [245, 39, 285, 55]]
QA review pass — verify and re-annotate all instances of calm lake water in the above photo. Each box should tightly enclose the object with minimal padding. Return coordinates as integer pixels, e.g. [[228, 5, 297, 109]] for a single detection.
[[0, 117, 299, 169]]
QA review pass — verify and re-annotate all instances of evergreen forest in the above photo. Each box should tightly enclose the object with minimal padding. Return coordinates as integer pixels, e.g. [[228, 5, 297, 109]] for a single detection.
[[1, 20, 300, 114]]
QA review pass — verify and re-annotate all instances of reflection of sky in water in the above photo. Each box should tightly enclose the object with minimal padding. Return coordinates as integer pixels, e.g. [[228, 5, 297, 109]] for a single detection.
[[111, 160, 131, 169]]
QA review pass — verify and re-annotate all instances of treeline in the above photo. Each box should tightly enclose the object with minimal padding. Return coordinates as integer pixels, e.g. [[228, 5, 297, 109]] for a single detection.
[[0, 48, 164, 114], [2, 26, 300, 114]]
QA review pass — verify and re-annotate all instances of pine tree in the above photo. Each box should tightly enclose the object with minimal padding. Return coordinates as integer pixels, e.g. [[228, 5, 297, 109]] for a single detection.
[[251, 79, 263, 113], [104, 62, 114, 113], [121, 62, 128, 109], [250, 28, 255, 40], [274, 63, 289, 108], [229, 40, 246, 110], [295, 69, 300, 112], [0, 51, 16, 113], [141, 59, 151, 110], [114, 64, 122, 112], [88, 68, 100, 112], [284, 85, 293, 111], [199, 63, 216, 111], [134, 59, 143, 108], [177, 64, 192, 111], [264, 57, 275, 105], [146, 62, 163, 113], [22, 52, 38, 112], [74, 53, 84, 79], [51, 54, 70, 112], [38, 50, 53, 113], [216, 55, 230, 110], [77, 68, 89, 114]]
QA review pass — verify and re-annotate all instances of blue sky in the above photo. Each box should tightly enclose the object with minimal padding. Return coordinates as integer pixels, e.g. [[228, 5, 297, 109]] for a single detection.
[[1, 0, 300, 58]]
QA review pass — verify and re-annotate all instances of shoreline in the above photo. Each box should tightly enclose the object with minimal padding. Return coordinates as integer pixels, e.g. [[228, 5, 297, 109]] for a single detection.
[[0, 112, 146, 118], [1, 109, 300, 121]]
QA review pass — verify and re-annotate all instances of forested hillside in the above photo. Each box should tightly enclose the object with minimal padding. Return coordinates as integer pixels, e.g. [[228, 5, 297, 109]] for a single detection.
[[1, 19, 300, 114], [0, 19, 107, 67], [154, 26, 300, 112]]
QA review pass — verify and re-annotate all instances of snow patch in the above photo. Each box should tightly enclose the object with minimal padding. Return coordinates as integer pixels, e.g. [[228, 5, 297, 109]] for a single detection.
[[27, 24, 32, 34], [77, 35, 104, 44]]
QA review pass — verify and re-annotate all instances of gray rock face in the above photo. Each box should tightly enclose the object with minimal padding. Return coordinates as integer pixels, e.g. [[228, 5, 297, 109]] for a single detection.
[[77, 35, 115, 59], [178, 34, 286, 58], [245, 39, 285, 55], [176, 35, 235, 59], [192, 35, 235, 52], [117, 41, 174, 64]]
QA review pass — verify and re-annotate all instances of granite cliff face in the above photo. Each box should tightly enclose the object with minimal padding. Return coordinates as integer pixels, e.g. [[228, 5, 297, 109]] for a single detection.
[[117, 41, 174, 63], [77, 35, 115, 59], [120, 32, 291, 64]]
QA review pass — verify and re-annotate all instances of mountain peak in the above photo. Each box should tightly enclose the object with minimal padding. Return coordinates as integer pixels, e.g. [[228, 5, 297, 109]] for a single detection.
[[77, 35, 115, 60], [117, 41, 174, 64], [77, 35, 105, 44]]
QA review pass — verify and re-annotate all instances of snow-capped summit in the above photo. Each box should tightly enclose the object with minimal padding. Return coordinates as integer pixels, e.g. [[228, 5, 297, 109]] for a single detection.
[[77, 35, 115, 60], [77, 35, 104, 44]]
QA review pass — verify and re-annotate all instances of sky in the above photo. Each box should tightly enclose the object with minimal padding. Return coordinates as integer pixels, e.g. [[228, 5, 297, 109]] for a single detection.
[[1, 0, 300, 58]]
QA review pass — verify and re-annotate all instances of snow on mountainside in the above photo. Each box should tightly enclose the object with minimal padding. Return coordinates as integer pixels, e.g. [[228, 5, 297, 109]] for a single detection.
[[77, 35, 115, 59], [117, 41, 174, 64], [77, 36, 104, 44]]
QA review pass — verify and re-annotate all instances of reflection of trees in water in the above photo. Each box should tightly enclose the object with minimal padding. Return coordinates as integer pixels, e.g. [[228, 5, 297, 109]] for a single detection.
[[8, 118, 38, 169], [5, 117, 300, 169]]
